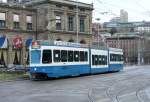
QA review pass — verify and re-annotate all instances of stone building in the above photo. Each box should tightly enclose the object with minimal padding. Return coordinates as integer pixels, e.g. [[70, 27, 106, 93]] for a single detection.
[[0, 3, 36, 67], [106, 33, 146, 65], [24, 0, 93, 44], [0, 0, 93, 67]]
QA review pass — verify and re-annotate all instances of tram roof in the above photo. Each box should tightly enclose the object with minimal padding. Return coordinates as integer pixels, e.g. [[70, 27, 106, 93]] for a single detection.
[[33, 40, 89, 48]]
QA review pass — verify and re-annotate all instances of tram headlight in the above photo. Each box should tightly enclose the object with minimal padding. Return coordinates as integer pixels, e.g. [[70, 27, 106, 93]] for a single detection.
[[34, 68, 37, 71]]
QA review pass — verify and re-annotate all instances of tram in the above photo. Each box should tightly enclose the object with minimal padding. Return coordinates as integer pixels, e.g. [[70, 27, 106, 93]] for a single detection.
[[29, 40, 124, 79]]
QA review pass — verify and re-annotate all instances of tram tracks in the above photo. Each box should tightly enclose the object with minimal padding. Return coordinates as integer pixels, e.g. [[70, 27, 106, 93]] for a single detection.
[[88, 75, 150, 102]]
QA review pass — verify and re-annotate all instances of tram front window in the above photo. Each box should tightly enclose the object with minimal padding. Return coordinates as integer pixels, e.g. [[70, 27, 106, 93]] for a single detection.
[[31, 50, 41, 64], [42, 50, 52, 64]]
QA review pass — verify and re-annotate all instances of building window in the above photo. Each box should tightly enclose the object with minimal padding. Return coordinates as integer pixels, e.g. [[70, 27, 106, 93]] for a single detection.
[[56, 4, 62, 8], [0, 0, 7, 3], [68, 6, 74, 10], [26, 16, 32, 30], [56, 15, 61, 30], [27, 23, 32, 30], [80, 17, 85, 32], [68, 16, 74, 31], [80, 8, 85, 12], [14, 22, 19, 29], [13, 14, 20, 29], [68, 39, 74, 42], [0, 20, 5, 28], [0, 12, 6, 28]]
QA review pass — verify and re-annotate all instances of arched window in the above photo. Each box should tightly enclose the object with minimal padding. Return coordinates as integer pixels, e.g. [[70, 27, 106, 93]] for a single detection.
[[68, 39, 74, 42], [80, 40, 86, 44], [56, 38, 62, 41]]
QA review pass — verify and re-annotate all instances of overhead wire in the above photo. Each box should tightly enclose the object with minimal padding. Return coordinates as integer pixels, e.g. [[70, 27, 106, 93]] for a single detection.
[[96, 0, 144, 13], [94, 0, 150, 20]]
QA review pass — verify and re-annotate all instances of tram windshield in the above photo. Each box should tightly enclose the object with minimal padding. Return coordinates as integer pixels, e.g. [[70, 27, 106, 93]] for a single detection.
[[31, 50, 41, 64]]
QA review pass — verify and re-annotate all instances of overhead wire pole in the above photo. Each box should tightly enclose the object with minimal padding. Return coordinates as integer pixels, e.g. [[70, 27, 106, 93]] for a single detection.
[[76, 0, 79, 43]]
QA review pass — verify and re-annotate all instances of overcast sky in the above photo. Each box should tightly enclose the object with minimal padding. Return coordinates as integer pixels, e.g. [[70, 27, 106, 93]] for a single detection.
[[2, 0, 150, 23], [77, 0, 150, 23]]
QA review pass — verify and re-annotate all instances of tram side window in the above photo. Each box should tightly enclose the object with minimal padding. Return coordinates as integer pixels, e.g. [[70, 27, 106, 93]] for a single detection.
[[121, 55, 124, 61], [68, 51, 73, 62], [98, 55, 102, 65], [115, 54, 118, 61], [117, 54, 120, 61], [95, 55, 98, 65], [84, 52, 88, 61], [114, 54, 116, 61], [92, 55, 95, 65], [118, 55, 121, 61], [80, 51, 84, 61], [53, 50, 60, 62], [42, 50, 52, 64], [102, 56, 105, 65], [110, 54, 113, 61], [74, 51, 79, 62], [110, 54, 115, 61], [105, 56, 107, 65], [61, 50, 67, 62]]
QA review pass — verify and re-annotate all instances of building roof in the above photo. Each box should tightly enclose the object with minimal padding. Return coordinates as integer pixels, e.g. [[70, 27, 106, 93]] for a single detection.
[[0, 1, 35, 11], [106, 32, 141, 39], [24, 0, 93, 10]]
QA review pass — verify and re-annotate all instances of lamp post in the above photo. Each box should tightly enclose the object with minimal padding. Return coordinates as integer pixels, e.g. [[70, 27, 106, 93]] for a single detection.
[[117, 34, 120, 48], [95, 18, 100, 47], [35, 9, 38, 40], [76, 0, 79, 43]]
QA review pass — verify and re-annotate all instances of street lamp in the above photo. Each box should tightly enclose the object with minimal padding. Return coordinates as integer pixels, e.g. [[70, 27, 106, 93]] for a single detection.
[[95, 18, 100, 47], [117, 34, 120, 48], [76, 0, 79, 43]]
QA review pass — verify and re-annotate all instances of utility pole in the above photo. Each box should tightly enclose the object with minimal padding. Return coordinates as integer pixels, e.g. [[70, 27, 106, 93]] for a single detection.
[[117, 34, 120, 48], [138, 37, 141, 65], [76, 0, 79, 43], [35, 9, 38, 40]]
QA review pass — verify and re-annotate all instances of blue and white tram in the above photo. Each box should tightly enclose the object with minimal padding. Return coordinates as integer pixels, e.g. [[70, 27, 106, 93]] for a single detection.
[[91, 49, 109, 74], [29, 41, 124, 79], [109, 48, 124, 71], [30, 41, 90, 78]]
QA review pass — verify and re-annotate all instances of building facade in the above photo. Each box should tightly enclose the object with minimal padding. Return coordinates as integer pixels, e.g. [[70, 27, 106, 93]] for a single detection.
[[120, 9, 128, 23], [92, 23, 110, 46], [106, 34, 147, 65], [103, 21, 150, 65], [25, 0, 93, 44], [0, 3, 36, 67], [0, 0, 93, 67]]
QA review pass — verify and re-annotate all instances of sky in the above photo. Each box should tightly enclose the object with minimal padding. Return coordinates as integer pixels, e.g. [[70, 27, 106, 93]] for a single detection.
[[76, 0, 150, 23], [2, 0, 150, 23]]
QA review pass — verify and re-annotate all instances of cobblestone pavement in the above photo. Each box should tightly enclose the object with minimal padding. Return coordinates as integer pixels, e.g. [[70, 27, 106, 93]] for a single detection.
[[0, 65, 150, 102]]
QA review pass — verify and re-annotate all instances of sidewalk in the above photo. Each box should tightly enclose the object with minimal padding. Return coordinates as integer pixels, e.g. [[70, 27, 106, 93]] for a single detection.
[[124, 65, 150, 70]]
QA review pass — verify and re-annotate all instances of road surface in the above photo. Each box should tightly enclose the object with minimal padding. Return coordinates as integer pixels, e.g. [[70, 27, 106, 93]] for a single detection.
[[0, 65, 150, 102]]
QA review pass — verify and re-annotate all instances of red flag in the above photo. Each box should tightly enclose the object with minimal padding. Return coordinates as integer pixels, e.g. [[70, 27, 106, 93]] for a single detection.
[[13, 35, 23, 49]]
